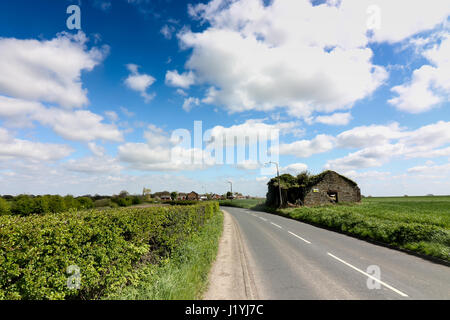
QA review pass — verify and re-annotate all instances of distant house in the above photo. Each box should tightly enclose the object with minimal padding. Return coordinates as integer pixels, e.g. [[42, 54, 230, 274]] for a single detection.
[[199, 194, 208, 201], [211, 194, 222, 200], [177, 193, 187, 200], [186, 191, 199, 201], [154, 191, 171, 201]]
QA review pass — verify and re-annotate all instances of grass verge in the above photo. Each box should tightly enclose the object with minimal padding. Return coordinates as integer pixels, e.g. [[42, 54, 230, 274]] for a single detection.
[[107, 209, 224, 300], [221, 197, 450, 263]]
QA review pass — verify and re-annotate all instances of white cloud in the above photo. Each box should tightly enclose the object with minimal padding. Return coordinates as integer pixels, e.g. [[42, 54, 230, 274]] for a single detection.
[[65, 156, 122, 174], [124, 64, 156, 102], [407, 162, 450, 174], [209, 119, 299, 145], [281, 163, 308, 175], [120, 106, 135, 117], [389, 34, 450, 113], [362, 0, 450, 44], [0, 96, 123, 142], [160, 24, 176, 39], [325, 121, 450, 171], [104, 110, 119, 122], [336, 122, 405, 148], [325, 144, 398, 171], [182, 97, 200, 112], [180, 0, 390, 119], [278, 134, 336, 158], [34, 108, 124, 142], [165, 70, 195, 89], [0, 127, 73, 161], [313, 112, 353, 126], [87, 142, 105, 157], [0, 31, 107, 108]]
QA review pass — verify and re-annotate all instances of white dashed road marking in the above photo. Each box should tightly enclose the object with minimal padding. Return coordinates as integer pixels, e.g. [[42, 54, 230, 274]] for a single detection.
[[270, 222, 283, 229], [327, 252, 409, 297], [288, 231, 312, 244]]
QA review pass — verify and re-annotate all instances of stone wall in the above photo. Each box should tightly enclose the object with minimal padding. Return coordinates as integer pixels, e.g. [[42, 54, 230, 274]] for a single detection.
[[303, 171, 361, 206]]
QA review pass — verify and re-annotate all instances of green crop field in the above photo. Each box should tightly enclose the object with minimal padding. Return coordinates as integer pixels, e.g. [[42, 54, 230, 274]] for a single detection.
[[220, 196, 450, 262]]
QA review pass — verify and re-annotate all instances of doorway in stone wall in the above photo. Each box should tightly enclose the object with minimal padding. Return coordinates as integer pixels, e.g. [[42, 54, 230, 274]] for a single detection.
[[327, 191, 338, 203]]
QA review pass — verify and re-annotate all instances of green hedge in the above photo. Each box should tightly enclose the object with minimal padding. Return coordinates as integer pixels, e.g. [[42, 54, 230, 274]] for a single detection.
[[0, 201, 219, 300]]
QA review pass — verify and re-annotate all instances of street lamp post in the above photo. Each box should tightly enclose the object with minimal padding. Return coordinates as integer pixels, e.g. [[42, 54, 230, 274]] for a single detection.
[[227, 180, 233, 201], [266, 161, 282, 208]]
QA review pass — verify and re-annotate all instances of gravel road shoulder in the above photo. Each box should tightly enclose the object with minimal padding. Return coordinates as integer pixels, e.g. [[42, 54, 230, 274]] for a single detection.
[[203, 209, 258, 300]]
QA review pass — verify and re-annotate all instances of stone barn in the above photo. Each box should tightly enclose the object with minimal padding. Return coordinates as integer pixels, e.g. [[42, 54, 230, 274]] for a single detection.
[[303, 171, 361, 206], [266, 170, 361, 207]]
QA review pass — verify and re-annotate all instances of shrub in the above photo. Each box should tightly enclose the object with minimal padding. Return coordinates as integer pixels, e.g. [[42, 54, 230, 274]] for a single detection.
[[0, 202, 220, 300], [94, 198, 111, 208], [131, 196, 141, 205]]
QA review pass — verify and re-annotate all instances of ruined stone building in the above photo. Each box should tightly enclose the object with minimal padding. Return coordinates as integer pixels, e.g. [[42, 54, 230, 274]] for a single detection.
[[266, 170, 361, 207]]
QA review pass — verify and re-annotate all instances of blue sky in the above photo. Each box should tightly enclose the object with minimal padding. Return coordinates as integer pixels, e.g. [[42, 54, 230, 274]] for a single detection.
[[0, 0, 449, 197]]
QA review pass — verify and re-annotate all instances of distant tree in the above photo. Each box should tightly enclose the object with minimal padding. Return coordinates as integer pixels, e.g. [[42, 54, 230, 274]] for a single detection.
[[64, 195, 76, 209], [119, 190, 129, 198], [131, 196, 142, 205], [11, 195, 35, 216], [142, 188, 152, 200], [0, 198, 10, 215], [77, 197, 94, 209], [47, 195, 66, 213], [33, 196, 49, 214], [226, 191, 232, 198], [171, 191, 178, 201]]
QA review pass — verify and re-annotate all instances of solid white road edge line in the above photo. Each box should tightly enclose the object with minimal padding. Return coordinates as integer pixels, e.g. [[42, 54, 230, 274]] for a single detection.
[[288, 231, 312, 244], [270, 222, 283, 229], [327, 252, 409, 297]]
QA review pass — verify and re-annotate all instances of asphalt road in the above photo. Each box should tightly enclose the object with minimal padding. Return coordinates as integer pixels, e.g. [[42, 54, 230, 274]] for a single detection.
[[222, 206, 450, 300]]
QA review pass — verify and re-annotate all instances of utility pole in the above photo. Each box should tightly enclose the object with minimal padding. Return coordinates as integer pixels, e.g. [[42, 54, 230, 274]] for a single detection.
[[266, 161, 282, 208], [227, 180, 233, 201]]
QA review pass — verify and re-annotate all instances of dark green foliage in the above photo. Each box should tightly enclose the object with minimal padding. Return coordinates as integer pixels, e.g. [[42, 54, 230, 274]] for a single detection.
[[0, 201, 220, 300], [94, 198, 112, 208], [76, 197, 94, 209], [46, 195, 66, 213], [10, 195, 35, 216], [0, 198, 10, 215], [32, 196, 49, 214], [131, 196, 142, 205]]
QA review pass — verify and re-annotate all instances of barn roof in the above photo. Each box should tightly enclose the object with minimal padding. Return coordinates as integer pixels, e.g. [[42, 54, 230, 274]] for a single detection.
[[268, 170, 358, 189]]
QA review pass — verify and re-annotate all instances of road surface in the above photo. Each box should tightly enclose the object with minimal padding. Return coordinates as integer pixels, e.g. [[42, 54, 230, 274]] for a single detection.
[[205, 207, 450, 300]]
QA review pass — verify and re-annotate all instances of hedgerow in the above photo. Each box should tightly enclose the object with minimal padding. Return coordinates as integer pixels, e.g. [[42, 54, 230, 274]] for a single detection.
[[0, 201, 220, 300]]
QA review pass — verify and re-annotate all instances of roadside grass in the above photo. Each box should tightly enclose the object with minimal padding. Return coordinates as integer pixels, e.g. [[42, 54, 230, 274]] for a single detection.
[[107, 209, 224, 300], [221, 197, 450, 262]]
